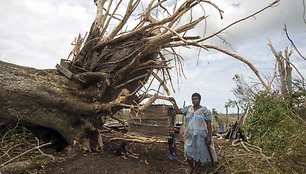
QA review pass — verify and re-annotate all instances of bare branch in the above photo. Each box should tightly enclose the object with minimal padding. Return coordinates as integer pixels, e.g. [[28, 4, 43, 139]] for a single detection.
[[138, 93, 171, 111], [203, 44, 270, 90], [107, 0, 141, 40], [268, 40, 305, 83], [283, 25, 306, 61], [199, 0, 280, 42], [151, 71, 170, 95], [1, 142, 52, 167], [303, 0, 306, 24]]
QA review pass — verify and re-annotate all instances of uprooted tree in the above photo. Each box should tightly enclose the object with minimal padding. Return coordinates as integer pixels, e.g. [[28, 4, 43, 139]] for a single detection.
[[0, 0, 280, 151]]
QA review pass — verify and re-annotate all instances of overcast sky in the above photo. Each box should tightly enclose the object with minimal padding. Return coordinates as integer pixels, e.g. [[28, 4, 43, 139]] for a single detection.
[[0, 0, 305, 113]]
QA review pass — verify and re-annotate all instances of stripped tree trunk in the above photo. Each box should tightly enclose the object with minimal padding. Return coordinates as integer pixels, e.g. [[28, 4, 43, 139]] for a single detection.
[[268, 41, 293, 99]]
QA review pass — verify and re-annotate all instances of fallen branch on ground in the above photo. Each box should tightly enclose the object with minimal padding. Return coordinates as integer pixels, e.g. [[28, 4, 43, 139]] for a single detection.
[[1, 142, 52, 167]]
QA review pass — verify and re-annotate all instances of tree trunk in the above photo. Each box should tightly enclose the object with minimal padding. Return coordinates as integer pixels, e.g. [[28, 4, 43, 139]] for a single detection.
[[0, 61, 104, 151]]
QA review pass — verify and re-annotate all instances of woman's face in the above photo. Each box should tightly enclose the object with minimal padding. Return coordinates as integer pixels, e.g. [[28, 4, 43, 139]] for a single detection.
[[192, 96, 200, 106]]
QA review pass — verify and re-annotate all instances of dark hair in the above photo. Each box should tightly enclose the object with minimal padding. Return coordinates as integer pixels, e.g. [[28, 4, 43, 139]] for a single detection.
[[191, 92, 201, 100]]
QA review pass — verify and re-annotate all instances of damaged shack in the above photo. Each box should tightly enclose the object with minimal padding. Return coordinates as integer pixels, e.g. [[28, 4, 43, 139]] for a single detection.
[[128, 104, 178, 137]]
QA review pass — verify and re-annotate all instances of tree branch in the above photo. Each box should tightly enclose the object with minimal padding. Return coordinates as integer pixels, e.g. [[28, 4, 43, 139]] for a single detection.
[[203, 44, 270, 90]]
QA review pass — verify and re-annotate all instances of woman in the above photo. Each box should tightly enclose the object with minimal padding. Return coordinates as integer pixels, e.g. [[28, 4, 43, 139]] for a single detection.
[[169, 93, 216, 174]]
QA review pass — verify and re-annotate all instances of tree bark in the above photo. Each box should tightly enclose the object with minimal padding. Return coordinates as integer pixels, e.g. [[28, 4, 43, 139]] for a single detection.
[[0, 61, 104, 151]]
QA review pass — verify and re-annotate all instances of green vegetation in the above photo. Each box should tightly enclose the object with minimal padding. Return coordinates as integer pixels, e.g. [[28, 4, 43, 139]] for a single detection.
[[224, 72, 306, 173], [243, 92, 306, 173]]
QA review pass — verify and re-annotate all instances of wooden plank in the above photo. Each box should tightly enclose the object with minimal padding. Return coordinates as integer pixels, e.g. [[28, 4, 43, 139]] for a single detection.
[[56, 64, 73, 79], [128, 121, 169, 127], [128, 117, 169, 121], [70, 64, 88, 73], [60, 59, 71, 69], [128, 124, 169, 136], [130, 105, 174, 119]]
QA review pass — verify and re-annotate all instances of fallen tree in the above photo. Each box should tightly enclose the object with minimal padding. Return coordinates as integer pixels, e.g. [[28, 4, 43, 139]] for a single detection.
[[0, 0, 280, 152]]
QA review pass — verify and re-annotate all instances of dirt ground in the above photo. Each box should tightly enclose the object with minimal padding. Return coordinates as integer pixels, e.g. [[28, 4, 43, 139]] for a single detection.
[[36, 133, 221, 174], [2, 123, 304, 173], [2, 129, 288, 174], [3, 130, 291, 174]]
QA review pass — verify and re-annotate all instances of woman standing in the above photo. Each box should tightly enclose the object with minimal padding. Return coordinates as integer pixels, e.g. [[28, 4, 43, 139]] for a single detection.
[[169, 93, 217, 174]]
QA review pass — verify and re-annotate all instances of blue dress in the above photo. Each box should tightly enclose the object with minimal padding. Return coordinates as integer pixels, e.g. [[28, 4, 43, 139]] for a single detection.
[[181, 105, 215, 163]]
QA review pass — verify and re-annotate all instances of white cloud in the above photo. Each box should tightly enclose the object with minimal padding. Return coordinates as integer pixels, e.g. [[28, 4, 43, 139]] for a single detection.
[[0, 0, 94, 69]]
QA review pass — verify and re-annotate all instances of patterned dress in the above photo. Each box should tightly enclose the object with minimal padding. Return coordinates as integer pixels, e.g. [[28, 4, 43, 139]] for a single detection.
[[181, 105, 216, 163]]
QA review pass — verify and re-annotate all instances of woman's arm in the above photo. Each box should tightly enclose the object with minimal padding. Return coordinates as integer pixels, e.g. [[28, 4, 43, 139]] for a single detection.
[[169, 97, 183, 114]]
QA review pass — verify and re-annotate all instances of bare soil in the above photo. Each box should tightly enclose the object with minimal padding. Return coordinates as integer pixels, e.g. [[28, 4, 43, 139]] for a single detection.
[[3, 129, 284, 174], [4, 131, 290, 174], [37, 133, 221, 174]]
